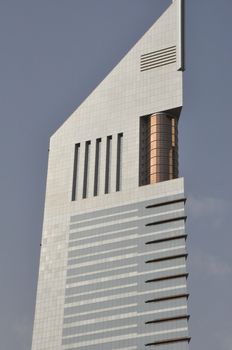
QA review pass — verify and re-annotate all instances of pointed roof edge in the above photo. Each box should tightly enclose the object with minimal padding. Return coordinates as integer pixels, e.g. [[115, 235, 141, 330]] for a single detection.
[[50, 1, 180, 140]]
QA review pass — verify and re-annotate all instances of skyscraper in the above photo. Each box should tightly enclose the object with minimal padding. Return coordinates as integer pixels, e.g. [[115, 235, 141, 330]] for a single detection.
[[32, 1, 190, 349]]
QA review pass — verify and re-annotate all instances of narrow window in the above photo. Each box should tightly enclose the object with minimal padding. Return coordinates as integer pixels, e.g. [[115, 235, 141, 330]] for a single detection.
[[71, 143, 80, 201], [139, 116, 150, 186], [105, 135, 112, 194], [82, 141, 91, 199], [94, 138, 101, 196], [116, 133, 123, 191]]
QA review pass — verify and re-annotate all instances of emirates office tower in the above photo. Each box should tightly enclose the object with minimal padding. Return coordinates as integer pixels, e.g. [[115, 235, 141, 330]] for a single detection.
[[32, 1, 191, 349]]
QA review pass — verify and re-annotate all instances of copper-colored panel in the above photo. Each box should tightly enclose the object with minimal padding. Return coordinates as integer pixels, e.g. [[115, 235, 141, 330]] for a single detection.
[[152, 141, 173, 149], [150, 157, 170, 166], [150, 155, 169, 164], [151, 173, 170, 183], [150, 149, 166, 158], [151, 163, 169, 173], [150, 113, 171, 123], [150, 133, 172, 143], [150, 174, 159, 183], [150, 124, 171, 132], [149, 113, 179, 184]]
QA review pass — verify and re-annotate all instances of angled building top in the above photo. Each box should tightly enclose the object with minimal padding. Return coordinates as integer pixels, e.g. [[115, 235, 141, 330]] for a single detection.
[[31, 2, 190, 350], [52, 0, 185, 140]]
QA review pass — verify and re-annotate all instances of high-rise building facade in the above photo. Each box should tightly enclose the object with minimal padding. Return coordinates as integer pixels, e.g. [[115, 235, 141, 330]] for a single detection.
[[32, 1, 190, 349]]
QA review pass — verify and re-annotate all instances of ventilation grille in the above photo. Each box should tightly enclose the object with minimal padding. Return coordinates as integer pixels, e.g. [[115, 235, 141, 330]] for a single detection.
[[141, 46, 176, 72]]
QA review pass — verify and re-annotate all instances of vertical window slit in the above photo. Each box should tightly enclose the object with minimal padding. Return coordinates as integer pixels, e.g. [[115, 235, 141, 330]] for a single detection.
[[105, 135, 112, 194], [94, 138, 101, 196], [116, 133, 123, 192], [82, 141, 91, 199], [71, 143, 80, 201]]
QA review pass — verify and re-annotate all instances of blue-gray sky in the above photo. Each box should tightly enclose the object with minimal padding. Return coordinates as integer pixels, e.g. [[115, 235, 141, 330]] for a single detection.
[[0, 0, 231, 349]]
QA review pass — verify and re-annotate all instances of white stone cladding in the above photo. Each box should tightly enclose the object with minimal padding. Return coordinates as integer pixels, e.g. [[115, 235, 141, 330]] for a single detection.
[[31, 1, 189, 349]]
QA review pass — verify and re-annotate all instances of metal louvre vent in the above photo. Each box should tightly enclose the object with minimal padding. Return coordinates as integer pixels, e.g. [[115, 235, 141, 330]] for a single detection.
[[140, 46, 176, 72]]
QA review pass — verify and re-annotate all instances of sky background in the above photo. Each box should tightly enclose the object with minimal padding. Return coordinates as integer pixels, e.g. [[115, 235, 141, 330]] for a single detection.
[[0, 0, 231, 349]]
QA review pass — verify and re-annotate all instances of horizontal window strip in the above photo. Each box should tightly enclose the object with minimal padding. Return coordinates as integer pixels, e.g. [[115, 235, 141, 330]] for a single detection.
[[63, 303, 138, 328], [63, 312, 133, 328], [67, 245, 186, 271], [64, 285, 187, 309], [69, 227, 185, 250], [68, 235, 131, 251], [66, 263, 137, 279], [67, 227, 185, 263], [69, 228, 138, 251], [73, 213, 139, 232], [69, 227, 136, 244], [65, 284, 186, 305], [68, 228, 185, 253], [145, 294, 189, 304], [70, 202, 138, 222], [146, 198, 186, 209], [65, 283, 137, 298], [146, 216, 187, 227], [142, 226, 185, 238], [69, 194, 183, 224], [68, 245, 137, 262], [146, 336, 191, 347], [140, 305, 187, 317], [66, 282, 138, 298], [66, 265, 186, 288], [129, 286, 188, 298], [62, 333, 137, 349], [146, 234, 187, 245], [68, 233, 139, 251], [62, 326, 187, 349], [146, 327, 188, 337], [146, 254, 188, 264], [68, 253, 137, 270], [63, 304, 187, 334], [149, 327, 188, 335], [62, 326, 187, 346], [70, 209, 138, 226], [145, 315, 190, 324], [143, 245, 186, 257], [67, 256, 186, 285], [69, 208, 184, 233], [67, 272, 138, 287], [70, 216, 138, 232], [62, 324, 137, 340], [65, 292, 140, 310], [146, 273, 188, 283], [68, 243, 185, 262], [68, 253, 138, 269]]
